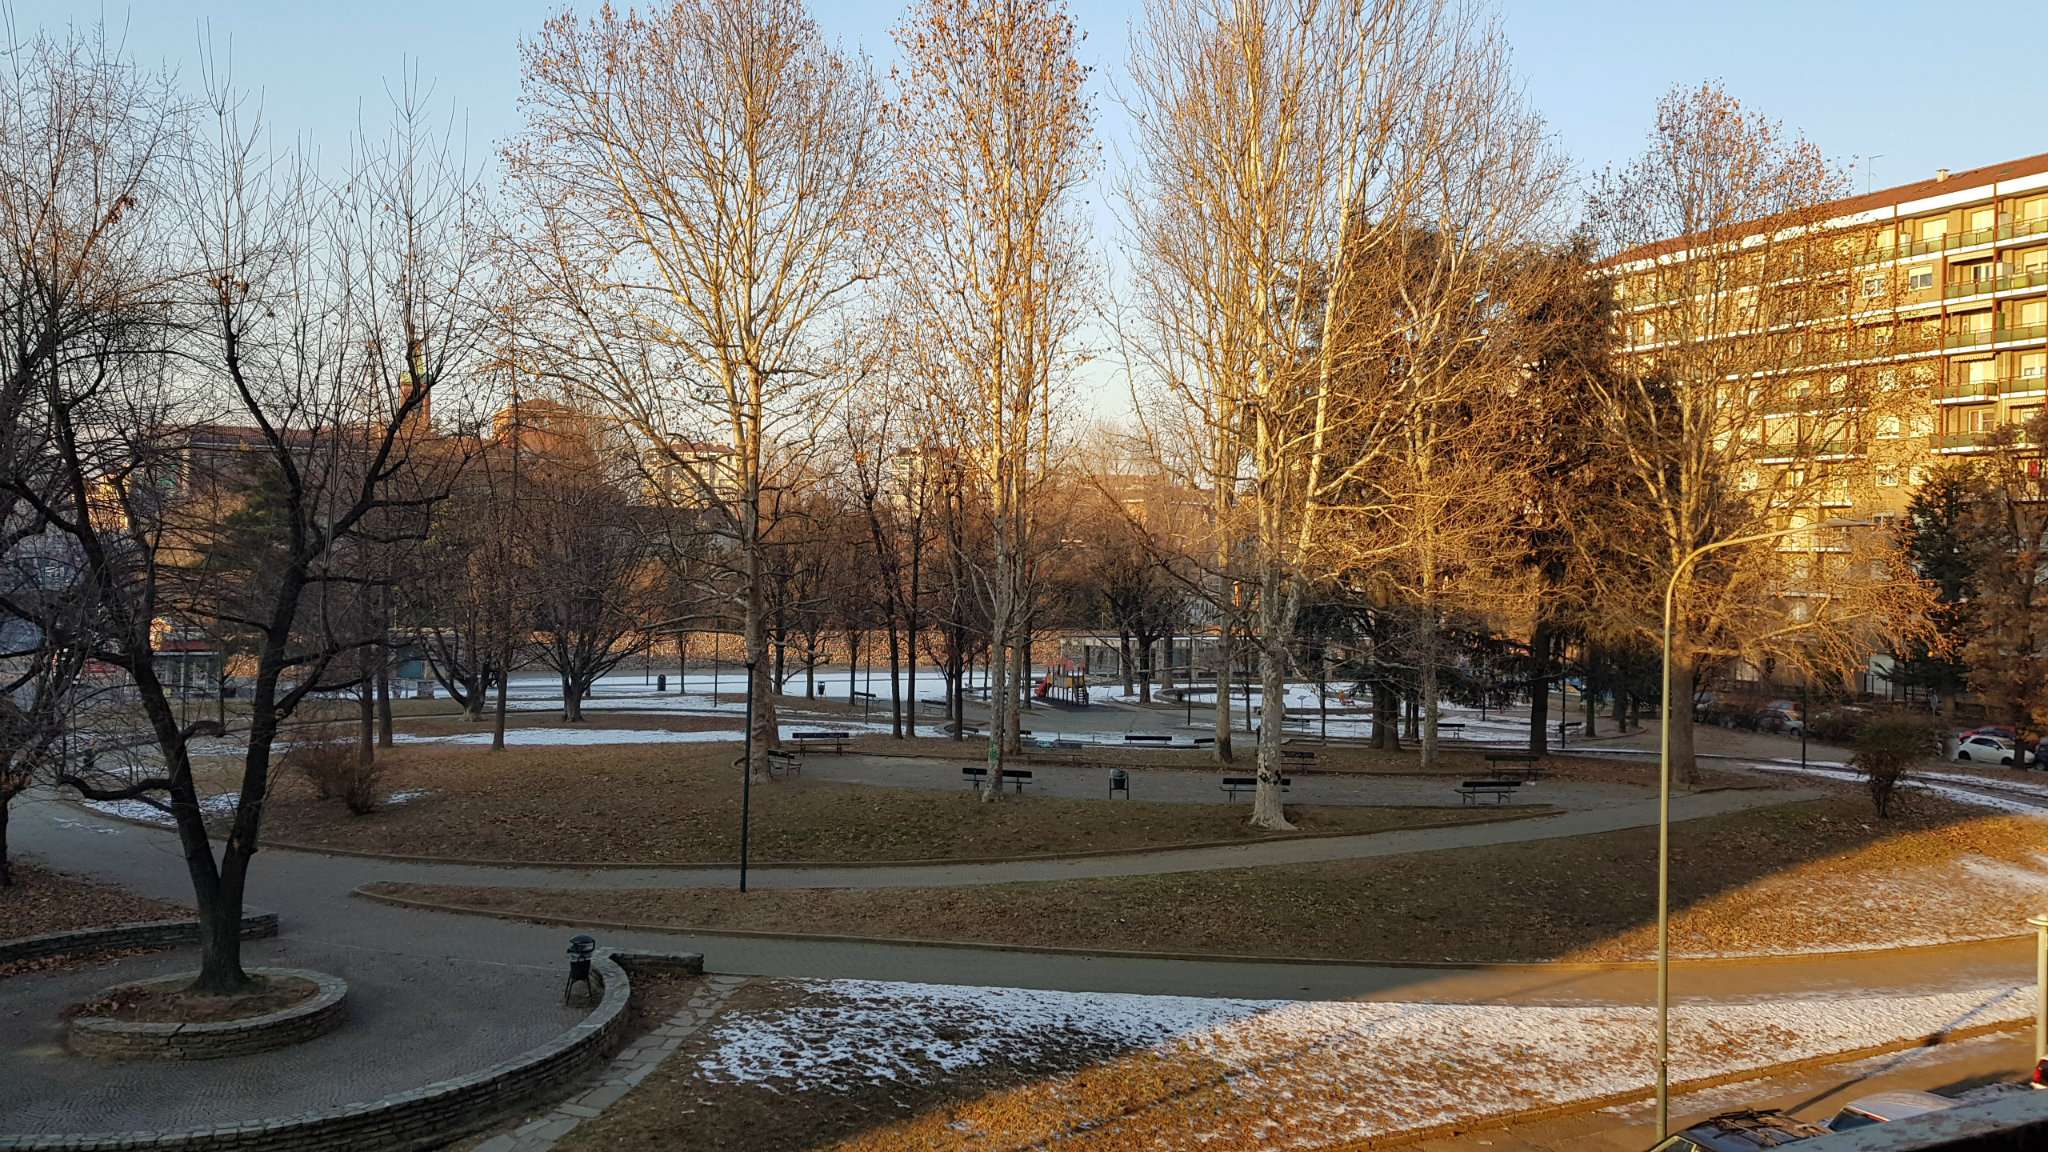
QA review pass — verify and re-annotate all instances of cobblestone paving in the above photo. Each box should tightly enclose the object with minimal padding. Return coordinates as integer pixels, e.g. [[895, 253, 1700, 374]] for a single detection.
[[0, 936, 581, 1135], [476, 975, 749, 1152]]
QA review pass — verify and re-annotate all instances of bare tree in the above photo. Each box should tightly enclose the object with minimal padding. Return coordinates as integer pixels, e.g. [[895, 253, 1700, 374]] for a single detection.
[[891, 0, 1094, 791], [504, 0, 884, 779], [1587, 83, 1935, 782], [42, 66, 484, 991]]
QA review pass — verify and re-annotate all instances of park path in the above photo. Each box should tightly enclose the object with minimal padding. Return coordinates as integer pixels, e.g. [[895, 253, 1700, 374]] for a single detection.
[[8, 780, 2034, 1009]]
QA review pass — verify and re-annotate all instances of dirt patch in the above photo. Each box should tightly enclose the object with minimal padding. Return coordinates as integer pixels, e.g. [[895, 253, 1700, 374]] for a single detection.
[[374, 791, 2035, 963], [0, 862, 189, 942], [248, 743, 1530, 864], [65, 972, 317, 1024]]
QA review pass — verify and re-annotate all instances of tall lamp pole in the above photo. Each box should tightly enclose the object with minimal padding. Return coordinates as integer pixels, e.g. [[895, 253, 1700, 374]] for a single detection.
[[1656, 520, 1848, 1137]]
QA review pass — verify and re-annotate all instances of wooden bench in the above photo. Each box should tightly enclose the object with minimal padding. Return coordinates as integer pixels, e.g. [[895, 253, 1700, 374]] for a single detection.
[[1124, 733, 1173, 745], [789, 730, 852, 754], [1456, 779, 1521, 805], [1280, 747, 1318, 768], [765, 748, 801, 777], [1191, 736, 1216, 747], [961, 765, 1034, 793], [1219, 775, 1292, 801]]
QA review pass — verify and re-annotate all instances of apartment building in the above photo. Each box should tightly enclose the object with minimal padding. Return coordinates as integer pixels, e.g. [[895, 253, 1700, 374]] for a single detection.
[[1614, 151, 2048, 524]]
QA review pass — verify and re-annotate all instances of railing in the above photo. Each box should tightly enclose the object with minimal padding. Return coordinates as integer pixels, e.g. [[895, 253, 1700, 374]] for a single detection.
[[1944, 321, 2048, 350], [1943, 268, 2048, 300], [1938, 377, 2001, 402], [1862, 219, 2044, 265], [1933, 430, 1994, 450]]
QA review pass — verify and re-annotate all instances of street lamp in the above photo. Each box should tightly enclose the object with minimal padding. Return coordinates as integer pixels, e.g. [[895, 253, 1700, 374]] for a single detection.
[[1655, 519, 1854, 1137]]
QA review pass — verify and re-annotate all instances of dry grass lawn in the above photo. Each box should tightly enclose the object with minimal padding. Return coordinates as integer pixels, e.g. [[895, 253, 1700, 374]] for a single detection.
[[0, 862, 188, 942], [254, 743, 1529, 864], [372, 788, 2045, 961]]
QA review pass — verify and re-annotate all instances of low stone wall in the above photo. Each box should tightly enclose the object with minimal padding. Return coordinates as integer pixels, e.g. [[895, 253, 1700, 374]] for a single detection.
[[0, 949, 706, 1152], [69, 968, 349, 1061], [0, 911, 279, 967]]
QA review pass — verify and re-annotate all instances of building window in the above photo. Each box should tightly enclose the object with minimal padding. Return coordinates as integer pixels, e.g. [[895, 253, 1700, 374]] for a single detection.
[[1876, 414, 1903, 439], [1877, 464, 1901, 487], [2021, 352, 2045, 382], [1908, 267, 1935, 291], [1919, 217, 1949, 242], [1861, 273, 1886, 299]]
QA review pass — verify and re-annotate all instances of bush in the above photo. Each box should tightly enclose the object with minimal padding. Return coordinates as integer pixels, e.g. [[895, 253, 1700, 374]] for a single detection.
[[287, 724, 382, 815], [1804, 707, 1870, 744], [1851, 715, 1944, 818]]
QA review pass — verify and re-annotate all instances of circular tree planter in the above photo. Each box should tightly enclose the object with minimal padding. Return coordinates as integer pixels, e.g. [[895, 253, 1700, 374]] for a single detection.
[[67, 967, 348, 1060]]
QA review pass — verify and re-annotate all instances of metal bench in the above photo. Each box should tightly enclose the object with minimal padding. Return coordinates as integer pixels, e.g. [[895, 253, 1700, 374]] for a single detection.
[[1124, 733, 1173, 745], [1219, 775, 1292, 801], [1280, 747, 1318, 770], [765, 747, 801, 777], [1456, 779, 1521, 805], [789, 730, 852, 754], [961, 765, 1034, 794]]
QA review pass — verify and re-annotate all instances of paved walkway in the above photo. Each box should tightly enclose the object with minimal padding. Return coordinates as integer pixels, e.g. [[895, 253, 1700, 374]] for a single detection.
[[5, 768, 2041, 1135]]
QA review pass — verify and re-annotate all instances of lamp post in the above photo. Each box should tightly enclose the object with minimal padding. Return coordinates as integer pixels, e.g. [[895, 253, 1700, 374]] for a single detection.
[[1655, 520, 1850, 1138]]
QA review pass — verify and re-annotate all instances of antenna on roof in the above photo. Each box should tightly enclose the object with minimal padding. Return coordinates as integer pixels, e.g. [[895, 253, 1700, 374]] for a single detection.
[[1851, 153, 1884, 195]]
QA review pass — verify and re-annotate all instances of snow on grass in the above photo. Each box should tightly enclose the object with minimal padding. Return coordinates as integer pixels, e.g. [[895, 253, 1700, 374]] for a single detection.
[[83, 792, 239, 826], [1744, 761, 2048, 817], [697, 979, 2027, 1147], [394, 722, 949, 748]]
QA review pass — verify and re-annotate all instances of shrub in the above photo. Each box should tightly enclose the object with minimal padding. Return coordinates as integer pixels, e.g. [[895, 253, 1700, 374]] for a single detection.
[[287, 724, 382, 815], [1804, 707, 1869, 744], [1851, 715, 1944, 818]]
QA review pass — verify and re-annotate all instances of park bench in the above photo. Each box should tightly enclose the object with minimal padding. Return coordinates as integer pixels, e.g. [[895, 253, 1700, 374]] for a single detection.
[[1456, 779, 1521, 805], [790, 730, 853, 754], [920, 697, 950, 713], [1437, 721, 1466, 734], [1219, 775, 1291, 801], [765, 748, 801, 778], [1191, 736, 1216, 747], [1124, 732, 1173, 745], [1483, 751, 1546, 782], [1280, 747, 1318, 769], [961, 765, 1034, 793]]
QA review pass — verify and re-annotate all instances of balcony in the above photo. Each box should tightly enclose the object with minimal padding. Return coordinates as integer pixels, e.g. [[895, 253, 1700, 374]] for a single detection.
[[2001, 215, 2048, 243], [1939, 375, 2048, 402], [1943, 267, 2048, 300], [1944, 321, 2048, 350], [1933, 430, 1994, 451]]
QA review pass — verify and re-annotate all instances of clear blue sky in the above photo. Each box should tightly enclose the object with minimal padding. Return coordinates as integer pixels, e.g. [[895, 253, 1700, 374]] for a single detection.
[[30, 1, 2041, 199], [23, 1, 2046, 415]]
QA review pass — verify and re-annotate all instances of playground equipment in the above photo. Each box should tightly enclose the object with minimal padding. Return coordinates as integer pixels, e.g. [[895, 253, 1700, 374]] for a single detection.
[[1035, 660, 1091, 706]]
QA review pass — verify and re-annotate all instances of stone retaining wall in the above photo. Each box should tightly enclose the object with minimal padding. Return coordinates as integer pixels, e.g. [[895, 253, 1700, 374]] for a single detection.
[[0, 949, 706, 1152], [69, 969, 349, 1061], [0, 912, 280, 967]]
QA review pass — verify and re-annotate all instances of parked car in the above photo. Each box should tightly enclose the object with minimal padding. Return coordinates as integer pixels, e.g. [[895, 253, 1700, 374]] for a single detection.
[[1955, 733, 2032, 767], [1756, 700, 1804, 735], [1647, 1109, 1833, 1151], [1960, 724, 2017, 743], [1824, 1090, 1956, 1131]]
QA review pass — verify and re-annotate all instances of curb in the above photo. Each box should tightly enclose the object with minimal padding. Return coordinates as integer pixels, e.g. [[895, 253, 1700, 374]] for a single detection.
[[349, 885, 2036, 974], [68, 967, 349, 1061], [0, 912, 280, 969]]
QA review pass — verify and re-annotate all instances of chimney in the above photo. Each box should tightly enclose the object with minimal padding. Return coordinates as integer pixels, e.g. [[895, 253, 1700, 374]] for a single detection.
[[1935, 168, 1950, 183]]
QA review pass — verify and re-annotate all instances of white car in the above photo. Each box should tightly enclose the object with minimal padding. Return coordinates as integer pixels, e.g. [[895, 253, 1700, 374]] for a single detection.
[[1955, 733, 2031, 766], [1825, 1090, 1956, 1131]]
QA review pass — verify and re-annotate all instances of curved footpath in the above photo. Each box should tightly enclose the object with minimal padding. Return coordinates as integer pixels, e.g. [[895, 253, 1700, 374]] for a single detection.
[[9, 777, 2035, 1007]]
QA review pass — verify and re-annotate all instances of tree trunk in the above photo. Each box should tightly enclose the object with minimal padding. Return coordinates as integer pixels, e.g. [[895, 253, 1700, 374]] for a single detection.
[[1527, 619, 1552, 757], [1582, 676, 1598, 738], [356, 686, 375, 765], [1251, 569, 1296, 831], [1119, 631, 1133, 697], [984, 576, 1013, 799], [562, 675, 585, 723], [886, 621, 904, 738], [376, 659, 393, 748], [1372, 680, 1402, 750], [465, 670, 486, 722], [745, 543, 777, 779], [1669, 652, 1700, 786], [1138, 639, 1154, 704], [1404, 691, 1419, 741], [0, 798, 11, 887], [492, 657, 508, 751], [1212, 631, 1234, 763]]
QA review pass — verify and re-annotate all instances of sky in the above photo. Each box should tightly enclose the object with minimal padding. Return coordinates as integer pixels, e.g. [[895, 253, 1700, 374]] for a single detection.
[[21, 1, 2048, 414]]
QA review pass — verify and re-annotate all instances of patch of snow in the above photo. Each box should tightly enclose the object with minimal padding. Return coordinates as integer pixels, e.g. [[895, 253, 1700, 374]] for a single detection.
[[696, 979, 2029, 1146], [1744, 762, 2048, 818], [385, 788, 431, 805], [83, 791, 239, 827]]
